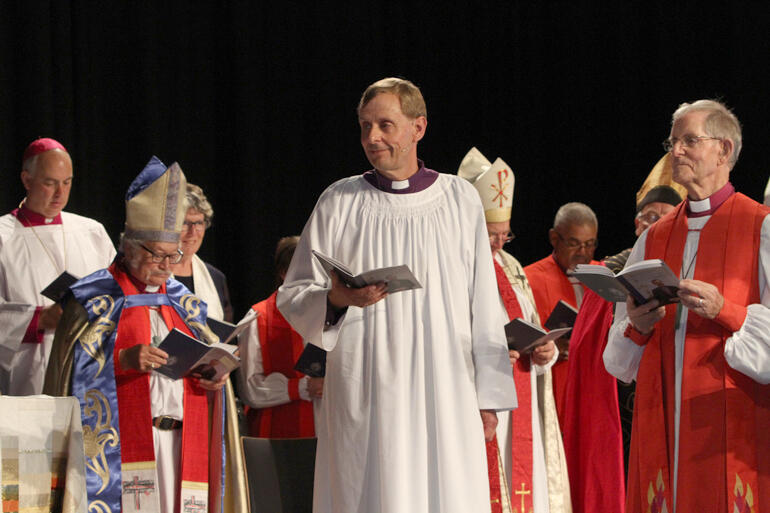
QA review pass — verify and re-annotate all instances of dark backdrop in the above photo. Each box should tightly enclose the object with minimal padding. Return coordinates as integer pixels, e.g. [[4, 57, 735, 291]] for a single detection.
[[3, 2, 770, 319]]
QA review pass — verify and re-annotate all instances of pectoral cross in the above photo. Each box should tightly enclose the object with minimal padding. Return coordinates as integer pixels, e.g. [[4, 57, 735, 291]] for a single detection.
[[514, 482, 532, 513]]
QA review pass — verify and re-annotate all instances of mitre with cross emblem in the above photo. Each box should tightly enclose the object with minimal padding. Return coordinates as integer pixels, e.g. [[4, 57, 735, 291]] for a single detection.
[[457, 147, 515, 223]]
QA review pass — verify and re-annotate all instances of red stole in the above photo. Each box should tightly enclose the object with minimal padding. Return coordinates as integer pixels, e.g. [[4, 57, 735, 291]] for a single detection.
[[524, 255, 594, 429], [629, 193, 770, 513], [247, 291, 314, 438], [562, 288, 625, 513], [110, 266, 211, 508], [494, 260, 533, 513]]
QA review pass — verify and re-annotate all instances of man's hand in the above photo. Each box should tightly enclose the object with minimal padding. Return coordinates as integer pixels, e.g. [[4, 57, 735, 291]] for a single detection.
[[119, 344, 168, 372], [38, 304, 63, 331], [197, 374, 229, 391], [508, 349, 520, 367], [480, 409, 498, 442], [554, 336, 570, 361], [677, 279, 724, 320], [532, 340, 556, 366], [327, 269, 388, 309], [626, 295, 665, 334], [308, 377, 324, 398]]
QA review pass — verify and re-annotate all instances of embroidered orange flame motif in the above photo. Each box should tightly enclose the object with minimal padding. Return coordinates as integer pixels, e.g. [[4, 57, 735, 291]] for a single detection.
[[734, 474, 755, 513], [646, 469, 667, 513], [490, 169, 510, 208]]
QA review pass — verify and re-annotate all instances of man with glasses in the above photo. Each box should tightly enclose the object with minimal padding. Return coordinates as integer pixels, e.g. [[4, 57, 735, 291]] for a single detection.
[[45, 157, 245, 513], [524, 202, 599, 428], [604, 99, 770, 512], [458, 147, 571, 513], [0, 137, 115, 396]]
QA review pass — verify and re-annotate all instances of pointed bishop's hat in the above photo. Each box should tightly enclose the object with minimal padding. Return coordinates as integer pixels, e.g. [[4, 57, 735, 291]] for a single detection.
[[124, 156, 187, 242], [458, 147, 515, 223], [764, 175, 770, 206], [636, 153, 687, 212]]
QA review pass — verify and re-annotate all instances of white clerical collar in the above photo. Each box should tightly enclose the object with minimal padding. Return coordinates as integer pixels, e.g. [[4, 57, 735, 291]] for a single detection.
[[688, 197, 711, 214], [391, 179, 409, 190], [145, 284, 160, 293]]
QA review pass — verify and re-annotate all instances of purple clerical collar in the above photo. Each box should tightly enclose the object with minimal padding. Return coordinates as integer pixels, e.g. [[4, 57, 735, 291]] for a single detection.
[[363, 160, 439, 194], [686, 182, 735, 218], [11, 204, 62, 226]]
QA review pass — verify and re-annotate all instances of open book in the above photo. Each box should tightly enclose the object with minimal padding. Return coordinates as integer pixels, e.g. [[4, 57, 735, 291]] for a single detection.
[[543, 300, 578, 331], [570, 259, 680, 305], [207, 308, 258, 344], [155, 328, 240, 381], [505, 318, 571, 354], [312, 250, 422, 293]]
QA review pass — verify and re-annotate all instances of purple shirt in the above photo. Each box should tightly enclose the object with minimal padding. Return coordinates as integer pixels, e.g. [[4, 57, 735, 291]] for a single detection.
[[362, 160, 439, 194]]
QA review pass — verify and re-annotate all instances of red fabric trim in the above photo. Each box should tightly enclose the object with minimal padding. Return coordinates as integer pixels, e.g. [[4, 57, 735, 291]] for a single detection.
[[251, 292, 315, 438], [12, 205, 63, 226], [624, 322, 653, 346], [628, 194, 770, 513], [714, 299, 748, 334], [486, 436, 503, 513], [21, 307, 44, 344]]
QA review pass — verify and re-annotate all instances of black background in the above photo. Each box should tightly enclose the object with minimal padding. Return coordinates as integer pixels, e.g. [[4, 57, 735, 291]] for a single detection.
[[3, 2, 770, 318]]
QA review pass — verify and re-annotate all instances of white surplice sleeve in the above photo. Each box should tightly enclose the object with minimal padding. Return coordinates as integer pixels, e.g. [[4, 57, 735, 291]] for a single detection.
[[468, 195, 517, 412], [723, 215, 770, 384], [603, 231, 649, 383], [0, 301, 36, 353], [237, 311, 309, 407], [277, 184, 348, 351]]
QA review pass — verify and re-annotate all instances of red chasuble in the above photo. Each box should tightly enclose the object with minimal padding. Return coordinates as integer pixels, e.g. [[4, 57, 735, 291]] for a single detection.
[[562, 288, 625, 513], [247, 291, 314, 438], [524, 255, 595, 429], [628, 193, 770, 513], [110, 264, 211, 509], [494, 260, 533, 513]]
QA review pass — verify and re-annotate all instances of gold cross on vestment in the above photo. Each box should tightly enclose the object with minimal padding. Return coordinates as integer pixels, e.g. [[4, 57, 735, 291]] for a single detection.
[[514, 482, 531, 513]]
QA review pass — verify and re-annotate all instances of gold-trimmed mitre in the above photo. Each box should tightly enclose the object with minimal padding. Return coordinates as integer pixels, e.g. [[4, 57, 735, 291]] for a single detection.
[[458, 147, 515, 223], [636, 153, 687, 211], [124, 156, 187, 242]]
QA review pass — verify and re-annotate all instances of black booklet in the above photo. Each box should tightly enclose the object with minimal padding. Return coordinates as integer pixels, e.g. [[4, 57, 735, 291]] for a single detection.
[[504, 318, 572, 354], [155, 328, 240, 381], [312, 250, 422, 294], [543, 300, 578, 331], [207, 309, 257, 344], [293, 343, 327, 377], [41, 271, 79, 302]]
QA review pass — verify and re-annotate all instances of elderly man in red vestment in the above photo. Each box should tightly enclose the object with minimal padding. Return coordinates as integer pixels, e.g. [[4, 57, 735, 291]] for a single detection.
[[524, 202, 598, 428], [604, 99, 770, 513]]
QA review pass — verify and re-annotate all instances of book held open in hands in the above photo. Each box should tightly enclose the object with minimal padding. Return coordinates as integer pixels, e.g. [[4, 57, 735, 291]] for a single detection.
[[569, 258, 680, 305], [312, 250, 422, 293], [207, 308, 257, 344], [155, 328, 240, 381], [505, 318, 572, 354]]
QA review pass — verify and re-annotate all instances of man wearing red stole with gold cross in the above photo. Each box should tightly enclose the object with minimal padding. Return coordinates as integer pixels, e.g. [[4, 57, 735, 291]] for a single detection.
[[459, 147, 572, 513], [44, 157, 246, 513], [605, 99, 770, 513]]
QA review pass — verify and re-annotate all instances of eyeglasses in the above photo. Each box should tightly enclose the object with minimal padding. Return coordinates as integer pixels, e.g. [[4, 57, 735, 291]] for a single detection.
[[183, 220, 206, 231], [636, 210, 661, 225], [555, 231, 597, 250], [140, 244, 184, 264], [662, 135, 721, 152], [489, 231, 515, 243]]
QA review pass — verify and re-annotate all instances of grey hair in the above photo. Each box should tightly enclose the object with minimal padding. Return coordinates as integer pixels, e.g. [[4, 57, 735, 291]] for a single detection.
[[184, 183, 213, 227], [553, 202, 598, 231], [672, 99, 742, 168], [22, 148, 71, 177]]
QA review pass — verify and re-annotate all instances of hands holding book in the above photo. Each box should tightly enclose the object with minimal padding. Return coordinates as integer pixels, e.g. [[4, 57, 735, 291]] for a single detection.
[[509, 340, 556, 367], [328, 269, 388, 308], [119, 344, 169, 373], [677, 279, 724, 320]]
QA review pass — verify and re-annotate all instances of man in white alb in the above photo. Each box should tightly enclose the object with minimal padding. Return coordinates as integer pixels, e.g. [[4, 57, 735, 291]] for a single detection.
[[277, 77, 515, 513], [0, 138, 115, 395]]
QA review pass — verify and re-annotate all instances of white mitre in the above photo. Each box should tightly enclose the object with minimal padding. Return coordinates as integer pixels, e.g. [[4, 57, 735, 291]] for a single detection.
[[457, 147, 515, 223]]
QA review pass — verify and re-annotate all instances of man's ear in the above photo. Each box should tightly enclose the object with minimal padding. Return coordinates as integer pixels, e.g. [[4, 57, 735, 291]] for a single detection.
[[21, 170, 31, 191], [412, 116, 427, 143], [719, 138, 734, 165], [548, 228, 559, 248]]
